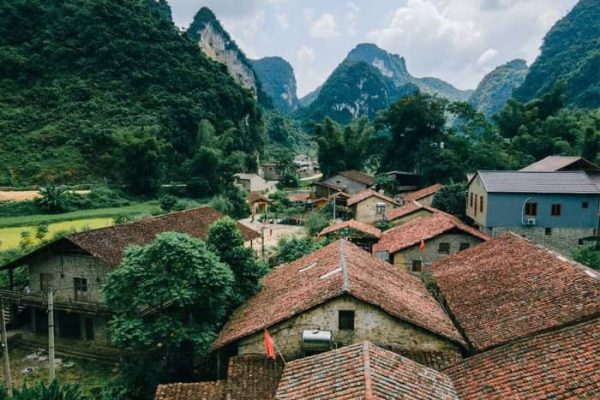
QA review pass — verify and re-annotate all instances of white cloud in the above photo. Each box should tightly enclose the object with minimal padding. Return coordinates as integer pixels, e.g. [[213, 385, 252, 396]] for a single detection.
[[309, 13, 341, 39], [297, 45, 315, 62], [275, 13, 290, 29], [477, 48, 499, 66], [345, 2, 360, 35]]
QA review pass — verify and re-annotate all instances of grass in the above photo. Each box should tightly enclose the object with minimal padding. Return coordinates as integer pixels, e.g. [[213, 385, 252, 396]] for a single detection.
[[0, 202, 159, 229], [0, 346, 115, 396], [0, 218, 115, 250]]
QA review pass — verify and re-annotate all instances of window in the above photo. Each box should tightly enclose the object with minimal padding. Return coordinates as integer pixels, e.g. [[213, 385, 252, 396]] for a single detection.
[[438, 242, 450, 254], [39, 273, 54, 291], [459, 243, 470, 251], [411, 260, 422, 272], [73, 277, 88, 301], [525, 202, 537, 216], [338, 310, 355, 330], [469, 193, 473, 208], [582, 201, 589, 209], [551, 204, 561, 216], [479, 196, 484, 213], [375, 251, 390, 262], [545, 228, 552, 236]]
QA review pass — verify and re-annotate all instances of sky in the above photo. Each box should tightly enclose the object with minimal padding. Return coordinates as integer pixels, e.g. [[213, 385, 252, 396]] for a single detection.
[[167, 0, 578, 97]]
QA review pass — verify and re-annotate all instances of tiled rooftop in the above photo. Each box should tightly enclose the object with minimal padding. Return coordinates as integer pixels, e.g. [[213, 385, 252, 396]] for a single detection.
[[431, 233, 600, 351], [385, 201, 436, 221], [346, 189, 398, 207], [318, 219, 382, 238], [401, 184, 443, 202]]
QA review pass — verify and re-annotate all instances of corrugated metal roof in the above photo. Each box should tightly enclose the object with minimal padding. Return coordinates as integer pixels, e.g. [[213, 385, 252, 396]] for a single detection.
[[476, 171, 600, 194]]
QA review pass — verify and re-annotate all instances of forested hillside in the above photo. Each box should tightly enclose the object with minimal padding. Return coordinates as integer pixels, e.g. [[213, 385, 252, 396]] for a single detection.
[[0, 0, 263, 194], [514, 0, 600, 107], [251, 57, 300, 114]]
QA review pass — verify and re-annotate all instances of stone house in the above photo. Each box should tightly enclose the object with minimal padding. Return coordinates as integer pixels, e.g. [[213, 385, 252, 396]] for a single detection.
[[466, 171, 600, 254], [346, 189, 399, 224], [318, 220, 381, 252], [248, 191, 269, 216], [323, 170, 374, 195], [0, 207, 259, 354], [233, 173, 277, 193], [373, 212, 489, 274], [400, 184, 443, 207], [385, 201, 436, 227], [381, 170, 421, 194], [212, 240, 466, 369], [259, 162, 280, 181]]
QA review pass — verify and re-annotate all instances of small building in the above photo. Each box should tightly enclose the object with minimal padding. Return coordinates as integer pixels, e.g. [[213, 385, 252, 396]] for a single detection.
[[259, 162, 280, 181], [346, 189, 399, 224], [248, 191, 269, 216], [381, 170, 421, 193], [323, 170, 375, 195], [400, 183, 443, 206], [234, 173, 277, 193], [0, 207, 259, 354], [373, 213, 489, 274], [520, 155, 600, 173], [466, 171, 600, 254], [275, 342, 460, 399], [310, 181, 344, 200], [431, 233, 600, 352], [212, 240, 466, 368], [385, 201, 436, 227], [318, 220, 382, 252], [293, 154, 320, 178]]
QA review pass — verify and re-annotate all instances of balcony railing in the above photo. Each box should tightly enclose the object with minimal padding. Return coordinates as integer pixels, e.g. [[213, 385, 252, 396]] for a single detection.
[[0, 289, 111, 316]]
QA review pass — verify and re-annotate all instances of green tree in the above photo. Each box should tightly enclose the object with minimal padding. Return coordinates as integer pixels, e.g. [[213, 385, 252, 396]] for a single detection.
[[272, 235, 323, 265], [36, 185, 68, 213], [431, 183, 468, 221], [159, 194, 178, 212], [102, 232, 234, 397], [305, 210, 330, 237], [206, 217, 268, 309], [572, 246, 600, 270]]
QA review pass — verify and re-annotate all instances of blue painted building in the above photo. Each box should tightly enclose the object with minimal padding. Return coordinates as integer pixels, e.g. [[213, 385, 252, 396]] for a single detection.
[[466, 171, 600, 254]]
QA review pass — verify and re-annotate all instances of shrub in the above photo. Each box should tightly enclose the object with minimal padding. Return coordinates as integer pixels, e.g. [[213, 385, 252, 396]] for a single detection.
[[305, 211, 330, 236], [159, 194, 178, 212], [572, 246, 600, 270], [1, 380, 89, 400], [35, 185, 68, 213]]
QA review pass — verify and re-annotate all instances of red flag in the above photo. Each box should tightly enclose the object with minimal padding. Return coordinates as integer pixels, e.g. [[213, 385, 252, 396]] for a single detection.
[[264, 329, 276, 360], [419, 240, 425, 253]]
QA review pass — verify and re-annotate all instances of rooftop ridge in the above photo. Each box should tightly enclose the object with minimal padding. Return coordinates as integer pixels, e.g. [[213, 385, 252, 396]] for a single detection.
[[340, 240, 350, 292], [362, 342, 374, 398]]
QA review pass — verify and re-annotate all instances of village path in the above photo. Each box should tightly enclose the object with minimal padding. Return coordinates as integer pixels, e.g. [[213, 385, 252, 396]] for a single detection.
[[238, 217, 305, 249]]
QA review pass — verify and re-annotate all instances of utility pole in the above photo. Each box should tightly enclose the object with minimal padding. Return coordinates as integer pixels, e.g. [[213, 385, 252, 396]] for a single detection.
[[47, 287, 55, 382], [0, 297, 13, 396]]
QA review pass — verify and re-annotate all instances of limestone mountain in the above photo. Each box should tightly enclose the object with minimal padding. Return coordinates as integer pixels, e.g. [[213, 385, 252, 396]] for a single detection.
[[146, 0, 172, 21], [299, 43, 470, 124], [251, 57, 300, 114], [470, 59, 529, 118], [299, 86, 322, 107], [514, 0, 600, 108]]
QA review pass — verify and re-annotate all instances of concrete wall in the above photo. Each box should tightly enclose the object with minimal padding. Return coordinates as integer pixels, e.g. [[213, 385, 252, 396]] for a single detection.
[[354, 196, 396, 224], [237, 295, 461, 362], [325, 175, 369, 195], [485, 226, 594, 256], [390, 209, 434, 227], [28, 252, 111, 303], [392, 232, 484, 273], [466, 175, 487, 226]]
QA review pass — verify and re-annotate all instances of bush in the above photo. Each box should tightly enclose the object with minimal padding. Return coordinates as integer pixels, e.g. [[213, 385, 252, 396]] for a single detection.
[[0, 380, 89, 400], [35, 185, 68, 213], [572, 246, 600, 270], [159, 194, 178, 212], [272, 235, 323, 266], [305, 211, 330, 236], [431, 183, 467, 220]]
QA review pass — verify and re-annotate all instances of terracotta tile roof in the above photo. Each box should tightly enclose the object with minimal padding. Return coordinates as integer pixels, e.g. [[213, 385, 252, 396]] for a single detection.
[[431, 233, 600, 351], [402, 184, 443, 202], [318, 219, 382, 239], [346, 189, 399, 207], [287, 192, 310, 202], [338, 170, 375, 186], [154, 355, 283, 400], [213, 240, 466, 350], [275, 342, 460, 400], [59, 207, 257, 267], [373, 213, 489, 255], [155, 381, 226, 400], [385, 201, 436, 222], [248, 191, 269, 204], [446, 318, 600, 399], [520, 155, 600, 172]]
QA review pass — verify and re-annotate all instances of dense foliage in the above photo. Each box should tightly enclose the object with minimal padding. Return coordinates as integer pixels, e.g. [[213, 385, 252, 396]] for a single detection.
[[514, 0, 600, 108], [572, 246, 600, 270], [469, 59, 529, 118], [0, 0, 263, 194], [271, 235, 323, 265], [0, 381, 88, 400], [431, 184, 468, 221]]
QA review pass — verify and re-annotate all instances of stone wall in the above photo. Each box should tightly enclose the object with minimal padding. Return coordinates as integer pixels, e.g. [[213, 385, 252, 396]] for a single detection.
[[325, 175, 368, 195], [237, 295, 461, 363], [392, 232, 484, 273], [486, 226, 594, 256], [354, 196, 396, 224], [390, 209, 433, 227]]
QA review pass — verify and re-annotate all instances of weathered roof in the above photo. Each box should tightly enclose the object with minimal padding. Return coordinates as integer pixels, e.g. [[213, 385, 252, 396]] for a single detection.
[[337, 170, 375, 186], [402, 184, 443, 202], [3, 207, 259, 269], [155, 354, 283, 400], [520, 155, 600, 172], [318, 219, 382, 239], [287, 192, 310, 202], [275, 342, 460, 400], [248, 191, 269, 204], [474, 171, 600, 194], [385, 201, 436, 222], [213, 240, 466, 350], [373, 213, 489, 255], [311, 181, 344, 192], [446, 318, 600, 399], [155, 382, 226, 400], [431, 233, 600, 351], [346, 189, 398, 207]]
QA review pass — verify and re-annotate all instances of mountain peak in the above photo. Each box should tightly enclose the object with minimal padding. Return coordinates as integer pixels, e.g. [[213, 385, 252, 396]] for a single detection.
[[345, 43, 410, 83], [195, 7, 217, 23]]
